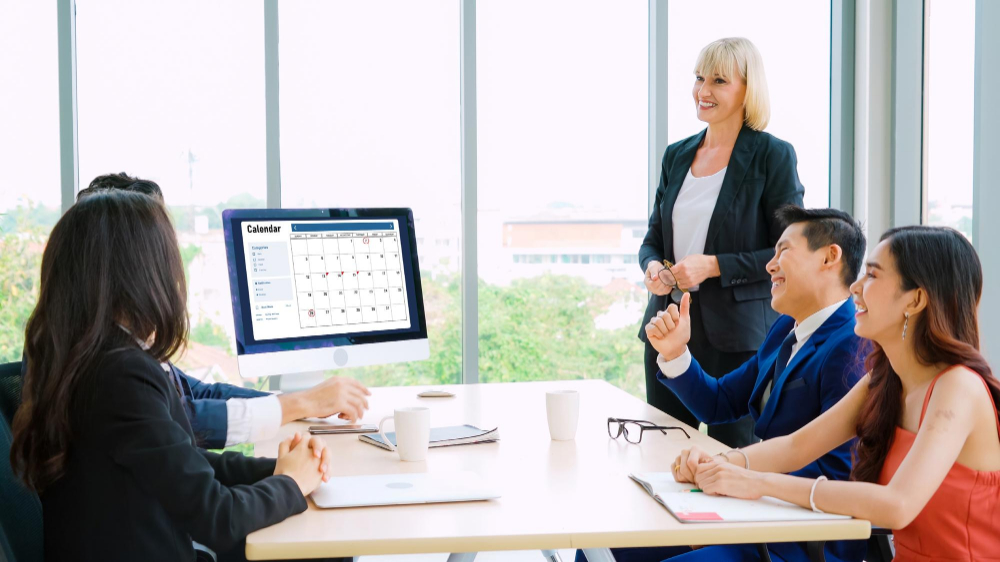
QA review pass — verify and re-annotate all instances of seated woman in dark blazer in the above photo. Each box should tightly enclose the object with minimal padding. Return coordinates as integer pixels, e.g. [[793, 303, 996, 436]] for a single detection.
[[639, 37, 804, 448], [11, 190, 332, 562]]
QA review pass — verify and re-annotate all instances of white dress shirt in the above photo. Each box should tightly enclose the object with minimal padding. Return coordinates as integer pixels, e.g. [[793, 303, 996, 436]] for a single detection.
[[670, 167, 727, 292], [120, 323, 284, 446], [657, 299, 849, 393], [225, 395, 283, 447]]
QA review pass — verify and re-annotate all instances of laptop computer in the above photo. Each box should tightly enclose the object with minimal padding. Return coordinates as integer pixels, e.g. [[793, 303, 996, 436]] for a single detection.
[[311, 470, 501, 509]]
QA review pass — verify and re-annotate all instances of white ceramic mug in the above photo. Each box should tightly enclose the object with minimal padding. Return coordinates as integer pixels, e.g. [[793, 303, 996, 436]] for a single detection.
[[545, 390, 580, 441], [378, 407, 431, 461]]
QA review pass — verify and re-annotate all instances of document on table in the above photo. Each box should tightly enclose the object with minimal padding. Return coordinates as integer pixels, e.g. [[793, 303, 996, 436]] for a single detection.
[[360, 425, 499, 450], [630, 472, 853, 524]]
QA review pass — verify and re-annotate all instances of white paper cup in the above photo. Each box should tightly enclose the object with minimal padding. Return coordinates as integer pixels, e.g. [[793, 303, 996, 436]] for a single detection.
[[545, 390, 580, 441], [378, 407, 431, 461]]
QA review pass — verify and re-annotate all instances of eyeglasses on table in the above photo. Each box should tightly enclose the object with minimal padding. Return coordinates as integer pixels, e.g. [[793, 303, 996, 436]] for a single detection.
[[607, 417, 691, 443]]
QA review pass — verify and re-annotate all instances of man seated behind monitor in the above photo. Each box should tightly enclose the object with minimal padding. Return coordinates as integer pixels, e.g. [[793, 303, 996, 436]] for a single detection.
[[589, 207, 869, 562], [37, 172, 372, 450]]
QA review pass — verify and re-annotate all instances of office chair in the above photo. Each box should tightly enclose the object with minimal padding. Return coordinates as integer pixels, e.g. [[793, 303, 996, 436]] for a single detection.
[[0, 361, 23, 428], [866, 528, 895, 562], [0, 386, 44, 562]]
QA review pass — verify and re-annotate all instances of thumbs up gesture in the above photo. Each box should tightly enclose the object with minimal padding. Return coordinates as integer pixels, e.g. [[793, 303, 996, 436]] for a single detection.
[[645, 292, 692, 361]]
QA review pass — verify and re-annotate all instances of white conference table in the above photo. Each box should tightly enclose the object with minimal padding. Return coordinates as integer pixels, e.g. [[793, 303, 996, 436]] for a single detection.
[[246, 379, 870, 560]]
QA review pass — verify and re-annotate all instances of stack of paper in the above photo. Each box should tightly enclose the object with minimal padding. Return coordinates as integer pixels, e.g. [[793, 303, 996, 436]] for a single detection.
[[360, 424, 500, 451]]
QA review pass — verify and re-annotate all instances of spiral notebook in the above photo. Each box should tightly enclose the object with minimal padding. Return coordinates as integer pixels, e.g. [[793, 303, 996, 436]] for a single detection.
[[359, 424, 500, 451], [630, 472, 853, 523]]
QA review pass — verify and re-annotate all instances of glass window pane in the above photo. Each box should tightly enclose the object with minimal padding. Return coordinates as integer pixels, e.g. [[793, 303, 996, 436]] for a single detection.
[[667, 1, 831, 209], [76, 0, 266, 386], [923, 0, 975, 240], [0, 1, 60, 362], [279, 0, 462, 387], [478, 0, 648, 397]]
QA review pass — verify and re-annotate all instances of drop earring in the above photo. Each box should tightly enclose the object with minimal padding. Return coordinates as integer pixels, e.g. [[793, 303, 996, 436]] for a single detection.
[[902, 312, 910, 340]]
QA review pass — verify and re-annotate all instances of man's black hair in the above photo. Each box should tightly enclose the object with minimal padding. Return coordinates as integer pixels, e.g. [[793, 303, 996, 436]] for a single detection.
[[775, 205, 866, 288], [77, 172, 163, 202]]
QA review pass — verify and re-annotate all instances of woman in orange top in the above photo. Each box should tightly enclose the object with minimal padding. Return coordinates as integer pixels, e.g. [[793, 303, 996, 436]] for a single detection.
[[673, 225, 1000, 561]]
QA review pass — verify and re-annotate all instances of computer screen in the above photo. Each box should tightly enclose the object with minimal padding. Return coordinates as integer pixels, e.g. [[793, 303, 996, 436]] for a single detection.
[[222, 208, 428, 379]]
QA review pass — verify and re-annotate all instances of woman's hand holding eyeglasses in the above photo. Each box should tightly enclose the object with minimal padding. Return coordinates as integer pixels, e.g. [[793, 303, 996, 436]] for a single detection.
[[644, 261, 673, 296]]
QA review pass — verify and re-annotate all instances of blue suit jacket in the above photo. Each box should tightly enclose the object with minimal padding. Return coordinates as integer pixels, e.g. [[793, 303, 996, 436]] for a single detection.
[[658, 299, 867, 562], [168, 364, 269, 450]]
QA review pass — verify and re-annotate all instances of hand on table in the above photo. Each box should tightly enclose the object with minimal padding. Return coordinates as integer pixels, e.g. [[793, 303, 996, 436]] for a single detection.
[[644, 260, 673, 296], [671, 445, 716, 484], [279, 376, 372, 424], [274, 432, 333, 496], [669, 255, 719, 290], [645, 292, 692, 361], [694, 460, 764, 500]]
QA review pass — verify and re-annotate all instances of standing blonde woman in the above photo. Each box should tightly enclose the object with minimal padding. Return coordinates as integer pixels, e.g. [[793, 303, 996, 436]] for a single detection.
[[639, 37, 804, 449]]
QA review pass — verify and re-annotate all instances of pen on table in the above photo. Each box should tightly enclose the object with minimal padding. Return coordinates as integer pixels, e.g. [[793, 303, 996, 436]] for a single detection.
[[681, 488, 704, 493]]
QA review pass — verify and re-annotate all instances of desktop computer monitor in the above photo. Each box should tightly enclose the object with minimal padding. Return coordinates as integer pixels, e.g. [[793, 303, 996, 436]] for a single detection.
[[222, 207, 429, 379]]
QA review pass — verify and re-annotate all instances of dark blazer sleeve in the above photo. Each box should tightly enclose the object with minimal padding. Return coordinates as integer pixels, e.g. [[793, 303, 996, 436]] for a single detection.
[[715, 139, 804, 287], [201, 450, 278, 487], [638, 150, 671, 273], [178, 369, 269, 450], [99, 354, 307, 554], [657, 353, 761, 425], [183, 397, 229, 450], [182, 370, 269, 400]]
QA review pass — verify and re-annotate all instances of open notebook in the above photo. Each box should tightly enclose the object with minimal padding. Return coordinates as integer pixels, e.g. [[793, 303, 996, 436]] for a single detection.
[[630, 472, 853, 523], [360, 424, 499, 451]]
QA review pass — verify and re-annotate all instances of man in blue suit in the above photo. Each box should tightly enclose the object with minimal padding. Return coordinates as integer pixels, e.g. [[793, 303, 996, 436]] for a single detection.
[[163, 361, 369, 450], [68, 173, 372, 450], [588, 207, 868, 562]]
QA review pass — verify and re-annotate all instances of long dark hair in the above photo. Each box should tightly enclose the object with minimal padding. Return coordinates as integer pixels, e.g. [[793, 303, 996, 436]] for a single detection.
[[11, 190, 188, 492], [852, 225, 1000, 482]]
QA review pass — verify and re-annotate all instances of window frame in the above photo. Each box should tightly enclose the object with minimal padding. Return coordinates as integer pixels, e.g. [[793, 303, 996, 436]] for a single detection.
[[57, 0, 1000, 379]]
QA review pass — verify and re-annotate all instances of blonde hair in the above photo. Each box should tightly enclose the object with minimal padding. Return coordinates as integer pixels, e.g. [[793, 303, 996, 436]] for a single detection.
[[694, 37, 770, 131]]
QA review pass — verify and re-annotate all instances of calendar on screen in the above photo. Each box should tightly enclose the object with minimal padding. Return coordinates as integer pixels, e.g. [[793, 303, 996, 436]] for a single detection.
[[290, 227, 408, 329], [241, 218, 413, 342]]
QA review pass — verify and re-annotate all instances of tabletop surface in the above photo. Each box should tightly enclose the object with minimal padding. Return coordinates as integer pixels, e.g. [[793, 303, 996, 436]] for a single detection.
[[246, 379, 870, 559]]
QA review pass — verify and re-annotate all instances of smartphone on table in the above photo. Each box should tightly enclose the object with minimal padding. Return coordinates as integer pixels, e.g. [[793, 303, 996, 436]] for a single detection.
[[308, 424, 378, 435]]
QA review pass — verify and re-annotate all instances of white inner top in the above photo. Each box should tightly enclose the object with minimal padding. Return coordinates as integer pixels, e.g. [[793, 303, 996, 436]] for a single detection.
[[671, 166, 727, 292]]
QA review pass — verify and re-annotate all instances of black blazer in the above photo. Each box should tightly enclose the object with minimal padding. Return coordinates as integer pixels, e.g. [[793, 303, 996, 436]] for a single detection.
[[41, 347, 307, 562], [639, 126, 804, 353]]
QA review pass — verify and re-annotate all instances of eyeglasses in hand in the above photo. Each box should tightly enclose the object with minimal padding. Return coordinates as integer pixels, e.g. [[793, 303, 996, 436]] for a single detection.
[[656, 260, 687, 304], [607, 417, 691, 443]]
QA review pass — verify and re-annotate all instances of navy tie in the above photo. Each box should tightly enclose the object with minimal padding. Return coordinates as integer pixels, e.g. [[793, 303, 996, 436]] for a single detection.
[[761, 329, 798, 410]]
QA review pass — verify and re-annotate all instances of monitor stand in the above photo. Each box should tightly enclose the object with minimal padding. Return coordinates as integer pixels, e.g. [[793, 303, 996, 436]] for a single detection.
[[270, 370, 326, 393]]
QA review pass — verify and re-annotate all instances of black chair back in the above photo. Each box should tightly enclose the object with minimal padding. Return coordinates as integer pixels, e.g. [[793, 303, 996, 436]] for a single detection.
[[0, 360, 43, 562], [0, 361, 23, 428]]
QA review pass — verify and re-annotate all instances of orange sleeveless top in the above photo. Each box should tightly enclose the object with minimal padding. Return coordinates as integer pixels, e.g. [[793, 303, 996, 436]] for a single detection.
[[877, 368, 1000, 561]]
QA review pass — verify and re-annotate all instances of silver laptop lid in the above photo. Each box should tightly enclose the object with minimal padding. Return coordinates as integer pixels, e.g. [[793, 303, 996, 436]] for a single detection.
[[311, 470, 500, 509]]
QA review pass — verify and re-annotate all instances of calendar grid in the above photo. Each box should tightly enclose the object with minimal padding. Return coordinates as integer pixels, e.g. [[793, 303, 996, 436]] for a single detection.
[[291, 229, 409, 329]]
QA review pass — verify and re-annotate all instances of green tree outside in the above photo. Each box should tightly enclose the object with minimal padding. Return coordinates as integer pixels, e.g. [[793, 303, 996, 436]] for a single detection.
[[332, 273, 646, 400], [1, 203, 649, 401], [0, 206, 50, 363]]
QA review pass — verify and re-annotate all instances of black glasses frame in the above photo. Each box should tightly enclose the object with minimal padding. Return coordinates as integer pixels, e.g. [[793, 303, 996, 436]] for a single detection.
[[607, 417, 691, 443], [657, 260, 687, 304]]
